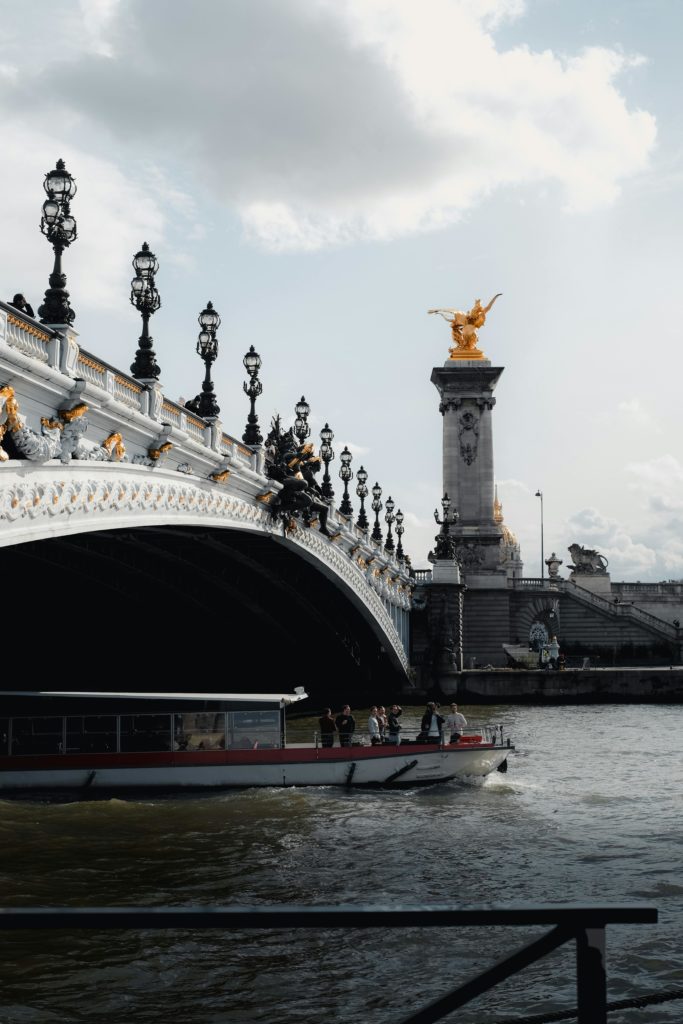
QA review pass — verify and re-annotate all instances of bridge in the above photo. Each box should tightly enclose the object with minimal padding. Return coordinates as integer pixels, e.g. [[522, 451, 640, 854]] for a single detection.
[[3, 159, 682, 704], [0, 161, 413, 703]]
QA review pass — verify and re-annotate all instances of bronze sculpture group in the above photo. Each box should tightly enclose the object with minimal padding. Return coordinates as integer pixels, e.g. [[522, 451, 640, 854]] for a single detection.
[[264, 415, 331, 535]]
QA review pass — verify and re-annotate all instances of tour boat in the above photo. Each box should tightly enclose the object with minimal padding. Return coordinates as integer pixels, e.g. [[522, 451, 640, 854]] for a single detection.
[[0, 691, 513, 794]]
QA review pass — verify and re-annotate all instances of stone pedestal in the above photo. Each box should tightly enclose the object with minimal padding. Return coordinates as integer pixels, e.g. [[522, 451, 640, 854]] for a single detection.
[[570, 573, 612, 596], [426, 559, 466, 684]]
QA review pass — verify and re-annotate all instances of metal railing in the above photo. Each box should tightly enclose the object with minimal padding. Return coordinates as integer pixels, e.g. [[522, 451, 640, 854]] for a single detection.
[[0, 903, 657, 1024], [310, 725, 507, 748]]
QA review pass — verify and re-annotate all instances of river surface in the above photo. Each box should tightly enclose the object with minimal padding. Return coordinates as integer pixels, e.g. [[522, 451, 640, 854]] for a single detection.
[[0, 704, 681, 1023]]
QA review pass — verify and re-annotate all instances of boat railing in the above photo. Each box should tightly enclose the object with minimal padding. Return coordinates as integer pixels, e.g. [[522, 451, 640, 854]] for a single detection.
[[309, 726, 508, 749], [0, 903, 658, 1023]]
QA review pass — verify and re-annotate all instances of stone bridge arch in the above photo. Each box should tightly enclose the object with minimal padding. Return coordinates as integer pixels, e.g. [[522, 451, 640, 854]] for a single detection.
[[1, 462, 411, 704]]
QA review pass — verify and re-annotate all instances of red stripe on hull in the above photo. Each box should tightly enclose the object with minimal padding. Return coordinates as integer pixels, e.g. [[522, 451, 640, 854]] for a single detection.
[[0, 743, 495, 773]]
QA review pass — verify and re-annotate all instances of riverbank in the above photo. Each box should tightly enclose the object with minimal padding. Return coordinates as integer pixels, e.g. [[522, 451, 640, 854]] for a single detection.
[[428, 666, 683, 703]]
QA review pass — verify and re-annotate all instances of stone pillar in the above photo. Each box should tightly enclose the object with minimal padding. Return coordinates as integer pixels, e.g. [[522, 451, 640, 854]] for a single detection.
[[431, 357, 511, 665], [431, 361, 506, 584]]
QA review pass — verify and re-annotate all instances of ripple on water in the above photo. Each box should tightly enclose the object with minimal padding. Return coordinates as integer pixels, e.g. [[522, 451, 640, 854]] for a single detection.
[[0, 704, 681, 1023]]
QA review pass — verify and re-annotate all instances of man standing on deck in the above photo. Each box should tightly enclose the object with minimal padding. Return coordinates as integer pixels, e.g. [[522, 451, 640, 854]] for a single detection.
[[445, 703, 467, 743], [318, 709, 337, 748], [335, 705, 356, 747], [421, 702, 445, 743]]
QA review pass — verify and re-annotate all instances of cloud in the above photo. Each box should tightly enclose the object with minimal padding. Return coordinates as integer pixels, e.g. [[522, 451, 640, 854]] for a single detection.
[[626, 454, 683, 492], [563, 507, 657, 578], [616, 398, 662, 433], [0, 126, 169, 316], [0, 0, 656, 252]]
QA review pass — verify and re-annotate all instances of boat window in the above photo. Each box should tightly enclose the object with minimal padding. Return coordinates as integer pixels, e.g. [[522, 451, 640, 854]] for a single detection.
[[173, 713, 225, 752], [0, 719, 8, 756], [66, 716, 117, 754], [11, 717, 64, 755], [227, 710, 280, 750], [120, 714, 172, 753]]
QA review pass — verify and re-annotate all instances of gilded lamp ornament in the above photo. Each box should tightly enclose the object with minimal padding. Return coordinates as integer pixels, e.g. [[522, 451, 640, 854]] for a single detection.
[[428, 293, 502, 361]]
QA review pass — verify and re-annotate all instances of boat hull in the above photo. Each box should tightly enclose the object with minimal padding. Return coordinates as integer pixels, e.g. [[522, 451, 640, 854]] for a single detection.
[[0, 743, 510, 792]]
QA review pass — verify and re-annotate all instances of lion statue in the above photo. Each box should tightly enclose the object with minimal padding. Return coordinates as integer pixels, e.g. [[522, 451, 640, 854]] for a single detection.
[[568, 544, 609, 575]]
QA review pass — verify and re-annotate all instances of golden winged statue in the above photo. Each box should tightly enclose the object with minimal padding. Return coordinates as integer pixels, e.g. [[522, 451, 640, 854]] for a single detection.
[[428, 293, 502, 360]]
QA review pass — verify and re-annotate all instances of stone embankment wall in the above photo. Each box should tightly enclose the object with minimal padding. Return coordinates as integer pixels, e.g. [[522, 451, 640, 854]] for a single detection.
[[440, 668, 683, 703]]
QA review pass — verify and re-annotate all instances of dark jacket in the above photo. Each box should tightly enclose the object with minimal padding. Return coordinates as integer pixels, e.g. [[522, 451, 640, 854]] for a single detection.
[[421, 709, 445, 734], [335, 713, 356, 737], [387, 710, 402, 734]]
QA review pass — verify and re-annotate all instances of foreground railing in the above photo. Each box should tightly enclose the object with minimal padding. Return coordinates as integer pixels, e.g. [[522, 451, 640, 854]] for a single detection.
[[0, 903, 657, 1024]]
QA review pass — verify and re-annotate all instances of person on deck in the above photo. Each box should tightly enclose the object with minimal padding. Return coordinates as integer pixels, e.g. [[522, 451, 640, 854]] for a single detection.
[[387, 704, 402, 745], [376, 706, 388, 741], [368, 706, 381, 745], [335, 705, 356, 747], [445, 703, 467, 743], [318, 709, 337, 748], [421, 702, 445, 743]]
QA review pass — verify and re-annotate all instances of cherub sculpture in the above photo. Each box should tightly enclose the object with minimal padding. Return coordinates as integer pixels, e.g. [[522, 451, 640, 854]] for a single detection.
[[428, 294, 502, 358]]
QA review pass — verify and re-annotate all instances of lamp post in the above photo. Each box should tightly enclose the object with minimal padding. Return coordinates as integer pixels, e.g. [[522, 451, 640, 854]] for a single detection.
[[186, 301, 221, 419], [338, 446, 354, 517], [356, 466, 369, 531], [535, 489, 544, 582], [384, 496, 396, 553], [395, 509, 405, 561], [130, 242, 161, 382], [371, 482, 383, 545], [38, 159, 78, 326], [242, 346, 263, 445], [433, 492, 459, 559], [319, 423, 335, 500], [293, 396, 310, 444]]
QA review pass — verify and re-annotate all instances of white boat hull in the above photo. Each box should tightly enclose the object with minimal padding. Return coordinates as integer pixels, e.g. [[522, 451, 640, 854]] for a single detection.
[[0, 743, 510, 793]]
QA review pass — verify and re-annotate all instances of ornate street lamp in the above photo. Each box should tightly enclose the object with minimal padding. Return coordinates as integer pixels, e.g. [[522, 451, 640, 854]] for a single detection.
[[293, 396, 310, 444], [384, 496, 396, 553], [130, 242, 161, 382], [355, 465, 369, 531], [371, 482, 383, 545], [395, 509, 405, 561], [433, 492, 459, 559], [186, 301, 221, 419], [242, 345, 263, 445], [338, 446, 354, 517], [38, 159, 78, 326], [319, 423, 335, 500]]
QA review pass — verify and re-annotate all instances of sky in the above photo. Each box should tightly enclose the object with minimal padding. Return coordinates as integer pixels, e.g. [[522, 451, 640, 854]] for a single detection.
[[1, 0, 682, 580]]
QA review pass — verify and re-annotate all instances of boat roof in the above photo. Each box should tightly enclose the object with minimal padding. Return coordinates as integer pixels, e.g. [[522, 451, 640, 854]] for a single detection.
[[2, 690, 309, 707]]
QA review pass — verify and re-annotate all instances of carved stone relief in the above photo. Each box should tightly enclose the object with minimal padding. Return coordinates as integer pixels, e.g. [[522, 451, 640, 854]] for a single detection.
[[458, 410, 479, 465]]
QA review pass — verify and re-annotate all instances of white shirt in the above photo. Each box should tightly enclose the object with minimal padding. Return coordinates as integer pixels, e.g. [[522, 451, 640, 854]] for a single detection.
[[446, 711, 467, 733], [427, 713, 441, 737], [368, 714, 380, 738]]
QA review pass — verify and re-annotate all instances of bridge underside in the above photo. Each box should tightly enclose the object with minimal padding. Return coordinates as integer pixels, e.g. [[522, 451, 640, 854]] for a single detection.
[[4, 526, 405, 707]]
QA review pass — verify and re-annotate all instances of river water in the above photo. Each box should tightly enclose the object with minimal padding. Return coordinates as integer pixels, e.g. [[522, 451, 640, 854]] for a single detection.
[[0, 704, 681, 1023]]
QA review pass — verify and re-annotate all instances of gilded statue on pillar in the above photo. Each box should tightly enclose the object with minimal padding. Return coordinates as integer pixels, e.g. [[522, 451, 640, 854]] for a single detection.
[[428, 293, 502, 361]]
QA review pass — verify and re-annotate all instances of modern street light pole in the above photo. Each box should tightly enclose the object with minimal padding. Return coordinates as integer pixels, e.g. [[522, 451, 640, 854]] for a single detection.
[[535, 489, 544, 582]]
